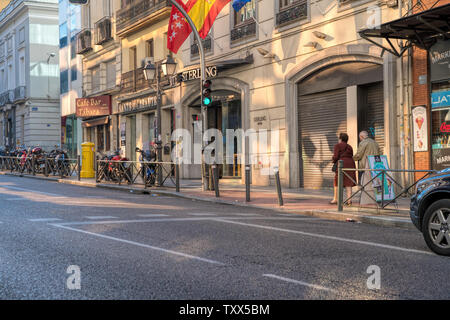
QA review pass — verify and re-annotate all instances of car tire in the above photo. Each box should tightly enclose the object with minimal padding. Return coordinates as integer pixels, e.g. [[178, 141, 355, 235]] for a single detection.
[[422, 199, 450, 256]]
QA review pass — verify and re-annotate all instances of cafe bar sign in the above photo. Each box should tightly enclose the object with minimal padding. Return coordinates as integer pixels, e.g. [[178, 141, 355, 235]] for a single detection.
[[76, 96, 111, 118]]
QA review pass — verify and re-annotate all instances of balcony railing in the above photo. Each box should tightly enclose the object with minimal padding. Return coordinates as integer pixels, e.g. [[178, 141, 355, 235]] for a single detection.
[[230, 20, 257, 43], [77, 29, 93, 55], [116, 0, 171, 34], [14, 86, 26, 102], [191, 36, 212, 56], [276, 0, 308, 27], [94, 17, 112, 45], [0, 90, 14, 106], [121, 67, 170, 94]]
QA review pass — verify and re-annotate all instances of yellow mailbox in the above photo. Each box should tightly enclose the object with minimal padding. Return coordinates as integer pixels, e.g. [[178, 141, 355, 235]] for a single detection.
[[81, 142, 95, 178]]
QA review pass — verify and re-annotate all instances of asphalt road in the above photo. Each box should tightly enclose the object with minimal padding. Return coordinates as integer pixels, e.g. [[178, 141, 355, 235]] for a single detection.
[[0, 175, 449, 300]]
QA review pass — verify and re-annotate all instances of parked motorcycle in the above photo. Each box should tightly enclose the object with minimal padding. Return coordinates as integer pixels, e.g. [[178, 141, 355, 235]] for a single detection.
[[108, 150, 133, 184]]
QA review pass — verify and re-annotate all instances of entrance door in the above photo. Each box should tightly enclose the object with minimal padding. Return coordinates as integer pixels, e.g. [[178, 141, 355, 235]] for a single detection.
[[129, 115, 136, 161], [298, 88, 347, 188], [358, 82, 384, 154]]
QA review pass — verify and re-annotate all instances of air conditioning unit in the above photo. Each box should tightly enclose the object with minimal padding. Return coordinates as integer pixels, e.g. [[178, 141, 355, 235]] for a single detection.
[[77, 29, 92, 54], [95, 17, 112, 45]]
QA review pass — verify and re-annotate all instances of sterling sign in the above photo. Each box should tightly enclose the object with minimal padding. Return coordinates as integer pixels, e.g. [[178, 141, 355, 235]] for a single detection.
[[179, 65, 218, 82], [76, 96, 111, 118]]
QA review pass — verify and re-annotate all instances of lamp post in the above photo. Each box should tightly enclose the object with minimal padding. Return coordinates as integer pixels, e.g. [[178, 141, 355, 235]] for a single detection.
[[143, 54, 177, 186]]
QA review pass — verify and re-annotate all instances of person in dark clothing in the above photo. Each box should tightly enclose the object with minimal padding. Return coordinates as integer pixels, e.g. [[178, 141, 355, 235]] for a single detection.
[[330, 133, 357, 205]]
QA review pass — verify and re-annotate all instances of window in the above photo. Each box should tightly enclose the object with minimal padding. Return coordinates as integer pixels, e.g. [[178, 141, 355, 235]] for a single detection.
[[60, 69, 69, 94], [279, 0, 300, 9], [59, 22, 68, 48], [106, 60, 116, 89], [91, 66, 100, 92], [129, 46, 137, 71], [71, 36, 77, 59], [146, 39, 154, 59], [234, 0, 256, 26], [276, 0, 308, 27], [71, 65, 77, 82], [19, 27, 25, 43], [19, 56, 25, 86]]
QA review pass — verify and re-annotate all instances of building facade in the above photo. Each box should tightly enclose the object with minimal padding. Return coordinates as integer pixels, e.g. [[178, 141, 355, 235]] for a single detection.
[[174, 0, 406, 187], [0, 0, 60, 151], [77, 0, 121, 155], [59, 0, 83, 158]]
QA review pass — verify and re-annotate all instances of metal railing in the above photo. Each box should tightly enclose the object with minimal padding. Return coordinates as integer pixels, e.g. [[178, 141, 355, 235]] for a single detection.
[[0, 156, 81, 179], [336, 160, 436, 211], [95, 159, 179, 189]]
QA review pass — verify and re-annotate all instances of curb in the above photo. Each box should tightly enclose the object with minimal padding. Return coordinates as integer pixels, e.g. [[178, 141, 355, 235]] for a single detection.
[[0, 172, 414, 230]]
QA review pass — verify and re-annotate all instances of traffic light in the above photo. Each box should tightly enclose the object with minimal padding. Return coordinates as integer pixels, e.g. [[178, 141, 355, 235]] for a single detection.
[[69, 0, 89, 4], [202, 80, 212, 106]]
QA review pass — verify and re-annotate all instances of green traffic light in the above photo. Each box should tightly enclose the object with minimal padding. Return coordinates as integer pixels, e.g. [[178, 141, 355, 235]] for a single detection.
[[203, 97, 212, 105]]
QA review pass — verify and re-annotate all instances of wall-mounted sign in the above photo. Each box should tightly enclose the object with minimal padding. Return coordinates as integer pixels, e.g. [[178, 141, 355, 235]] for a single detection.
[[76, 96, 111, 118], [431, 90, 450, 109], [412, 105, 428, 152], [429, 40, 450, 82], [118, 93, 172, 114], [179, 66, 218, 82]]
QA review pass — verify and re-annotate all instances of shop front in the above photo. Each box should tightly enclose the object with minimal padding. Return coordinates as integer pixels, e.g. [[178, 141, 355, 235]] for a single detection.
[[116, 91, 174, 162], [76, 95, 112, 155], [430, 39, 450, 170], [61, 115, 79, 158]]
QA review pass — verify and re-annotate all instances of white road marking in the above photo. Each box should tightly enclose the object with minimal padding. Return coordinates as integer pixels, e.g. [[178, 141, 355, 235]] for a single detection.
[[232, 213, 261, 216], [213, 219, 434, 255], [5, 198, 26, 201], [85, 216, 118, 220], [50, 224, 225, 265], [188, 213, 218, 216], [263, 274, 337, 293], [137, 214, 169, 218], [1, 186, 63, 197], [28, 218, 62, 222], [52, 217, 314, 226]]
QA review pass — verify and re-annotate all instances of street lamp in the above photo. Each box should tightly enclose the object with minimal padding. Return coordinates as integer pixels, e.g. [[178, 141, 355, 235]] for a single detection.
[[143, 54, 177, 186]]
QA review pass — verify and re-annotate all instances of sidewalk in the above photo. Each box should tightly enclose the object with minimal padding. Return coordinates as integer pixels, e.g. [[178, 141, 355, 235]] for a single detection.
[[0, 171, 414, 230]]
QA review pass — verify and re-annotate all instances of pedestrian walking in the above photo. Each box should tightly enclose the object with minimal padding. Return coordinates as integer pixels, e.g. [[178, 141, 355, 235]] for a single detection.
[[353, 131, 381, 184], [330, 133, 356, 205]]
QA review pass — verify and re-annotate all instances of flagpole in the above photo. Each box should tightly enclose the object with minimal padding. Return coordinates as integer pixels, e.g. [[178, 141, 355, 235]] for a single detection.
[[169, 0, 209, 191]]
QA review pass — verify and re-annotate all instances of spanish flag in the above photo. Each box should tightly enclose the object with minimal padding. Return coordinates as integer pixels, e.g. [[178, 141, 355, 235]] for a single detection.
[[188, 0, 231, 39]]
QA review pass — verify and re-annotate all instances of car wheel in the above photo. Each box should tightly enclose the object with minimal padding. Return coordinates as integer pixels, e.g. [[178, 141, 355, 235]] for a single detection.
[[422, 199, 450, 256]]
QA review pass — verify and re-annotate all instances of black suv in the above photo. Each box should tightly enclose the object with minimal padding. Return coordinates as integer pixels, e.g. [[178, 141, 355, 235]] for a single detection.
[[411, 168, 450, 256]]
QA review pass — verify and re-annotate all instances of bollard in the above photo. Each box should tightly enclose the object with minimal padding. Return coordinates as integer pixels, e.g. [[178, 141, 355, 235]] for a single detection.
[[274, 167, 283, 206], [32, 155, 36, 176], [212, 163, 219, 197], [175, 163, 180, 192], [337, 160, 344, 212], [77, 155, 81, 181], [94, 155, 98, 182], [245, 165, 251, 202]]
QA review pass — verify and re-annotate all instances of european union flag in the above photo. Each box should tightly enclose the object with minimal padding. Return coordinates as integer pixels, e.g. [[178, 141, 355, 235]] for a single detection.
[[232, 0, 251, 12]]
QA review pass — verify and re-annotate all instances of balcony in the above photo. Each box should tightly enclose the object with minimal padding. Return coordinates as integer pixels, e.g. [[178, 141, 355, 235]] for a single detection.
[[276, 0, 308, 27], [0, 90, 14, 106], [94, 17, 112, 45], [14, 86, 26, 102], [116, 0, 171, 35], [77, 29, 93, 54], [120, 67, 170, 94], [230, 20, 257, 43], [191, 36, 212, 56]]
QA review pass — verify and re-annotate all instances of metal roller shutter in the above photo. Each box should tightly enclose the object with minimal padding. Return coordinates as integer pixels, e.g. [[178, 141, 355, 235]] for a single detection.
[[298, 88, 347, 188], [365, 82, 385, 154]]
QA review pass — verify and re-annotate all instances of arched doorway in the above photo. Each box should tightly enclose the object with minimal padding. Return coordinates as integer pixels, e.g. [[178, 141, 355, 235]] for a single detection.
[[296, 61, 384, 188]]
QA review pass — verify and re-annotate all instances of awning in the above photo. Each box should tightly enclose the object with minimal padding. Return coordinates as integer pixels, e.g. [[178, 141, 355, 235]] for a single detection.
[[359, 3, 450, 56], [82, 116, 109, 128]]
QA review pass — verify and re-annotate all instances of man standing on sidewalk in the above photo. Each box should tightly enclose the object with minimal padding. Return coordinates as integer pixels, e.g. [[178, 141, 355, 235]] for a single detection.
[[353, 131, 381, 184]]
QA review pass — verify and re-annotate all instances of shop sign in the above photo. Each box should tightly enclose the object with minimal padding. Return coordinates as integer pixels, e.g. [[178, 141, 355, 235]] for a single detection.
[[429, 40, 450, 82], [118, 94, 172, 114], [179, 66, 218, 82], [76, 96, 111, 118], [432, 148, 450, 171], [431, 90, 450, 109], [412, 106, 428, 152]]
